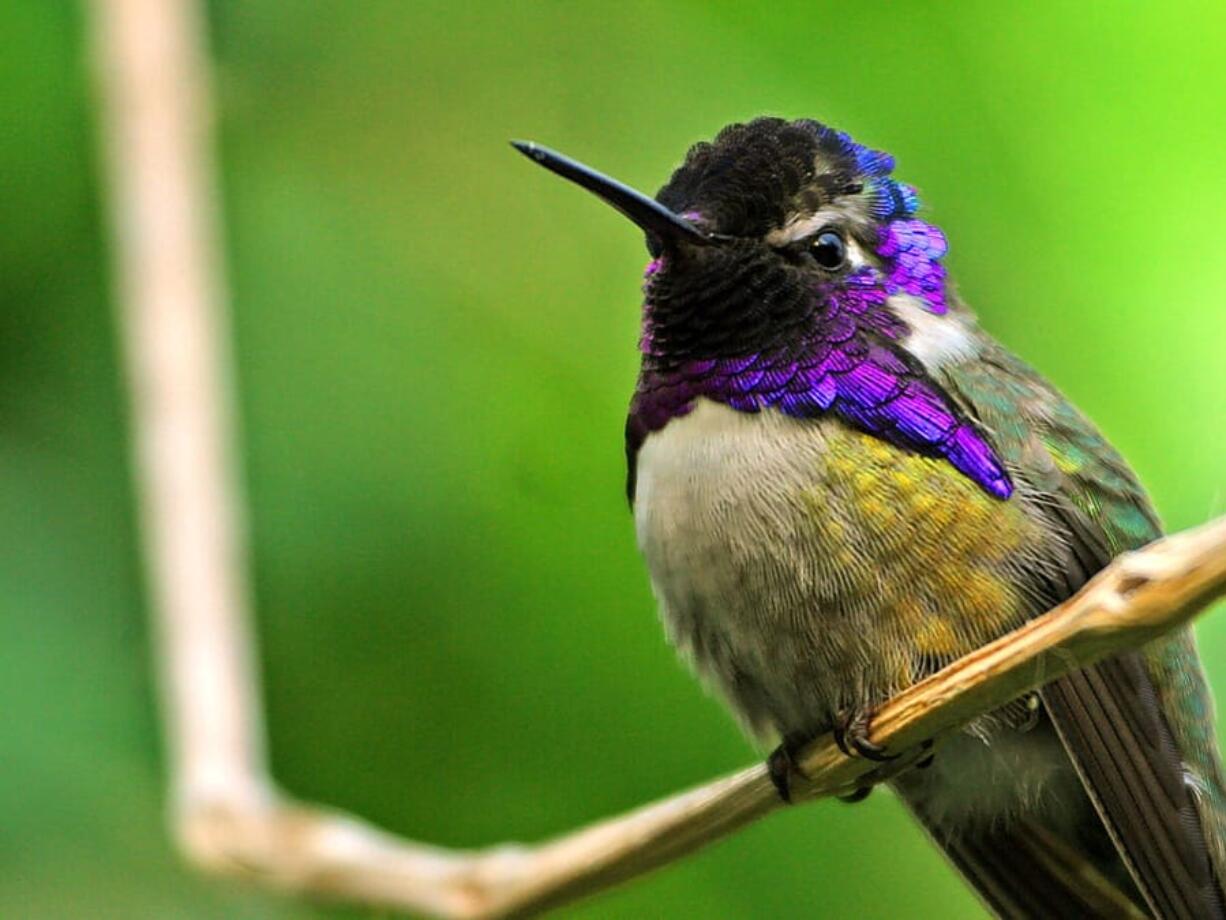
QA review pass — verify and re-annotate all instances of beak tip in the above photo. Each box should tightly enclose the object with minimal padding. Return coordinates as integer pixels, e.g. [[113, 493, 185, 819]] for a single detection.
[[510, 139, 543, 162]]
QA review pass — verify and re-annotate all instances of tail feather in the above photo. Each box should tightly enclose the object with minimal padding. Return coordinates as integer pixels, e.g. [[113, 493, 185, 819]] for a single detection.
[[897, 793, 1148, 919]]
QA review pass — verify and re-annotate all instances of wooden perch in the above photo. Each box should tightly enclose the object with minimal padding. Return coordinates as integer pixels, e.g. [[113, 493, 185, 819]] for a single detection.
[[143, 519, 1226, 920], [88, 1, 1226, 918]]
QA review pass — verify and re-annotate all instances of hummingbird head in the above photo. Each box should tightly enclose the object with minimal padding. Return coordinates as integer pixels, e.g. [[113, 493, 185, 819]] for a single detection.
[[640, 117, 952, 365], [513, 118, 1012, 501]]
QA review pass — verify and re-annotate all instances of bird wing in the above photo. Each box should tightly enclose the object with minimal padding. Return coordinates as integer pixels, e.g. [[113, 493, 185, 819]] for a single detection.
[[942, 342, 1226, 919]]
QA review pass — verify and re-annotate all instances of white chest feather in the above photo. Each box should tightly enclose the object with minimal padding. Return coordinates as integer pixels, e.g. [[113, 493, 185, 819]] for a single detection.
[[633, 398, 830, 552], [632, 399, 849, 736]]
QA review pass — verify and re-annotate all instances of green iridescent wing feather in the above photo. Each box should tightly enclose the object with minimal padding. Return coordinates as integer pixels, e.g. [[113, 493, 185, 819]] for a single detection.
[[943, 339, 1226, 916]]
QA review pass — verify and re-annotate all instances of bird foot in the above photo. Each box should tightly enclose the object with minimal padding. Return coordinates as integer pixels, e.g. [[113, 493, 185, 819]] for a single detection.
[[831, 707, 938, 799], [767, 733, 811, 804], [770, 731, 862, 803], [768, 712, 938, 805], [833, 707, 895, 762]]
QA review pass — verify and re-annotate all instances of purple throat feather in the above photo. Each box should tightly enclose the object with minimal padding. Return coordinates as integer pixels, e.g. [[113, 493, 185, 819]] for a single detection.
[[628, 130, 1013, 500]]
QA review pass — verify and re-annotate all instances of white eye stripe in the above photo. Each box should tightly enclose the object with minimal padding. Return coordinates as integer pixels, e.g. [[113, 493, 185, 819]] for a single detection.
[[765, 209, 846, 246], [844, 237, 868, 268], [889, 294, 980, 369]]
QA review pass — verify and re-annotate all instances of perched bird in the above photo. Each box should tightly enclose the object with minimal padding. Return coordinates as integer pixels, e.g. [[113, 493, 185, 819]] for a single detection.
[[513, 118, 1226, 918]]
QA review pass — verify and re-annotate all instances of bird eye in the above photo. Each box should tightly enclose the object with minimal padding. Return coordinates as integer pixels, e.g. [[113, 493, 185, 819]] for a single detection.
[[811, 230, 846, 270]]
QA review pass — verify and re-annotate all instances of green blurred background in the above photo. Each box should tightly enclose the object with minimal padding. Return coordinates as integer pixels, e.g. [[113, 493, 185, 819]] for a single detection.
[[4, 2, 1225, 917]]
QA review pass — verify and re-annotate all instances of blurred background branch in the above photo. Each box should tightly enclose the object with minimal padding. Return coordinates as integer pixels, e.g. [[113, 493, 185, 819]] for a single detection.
[[89, 0, 272, 845], [83, 1, 1226, 918]]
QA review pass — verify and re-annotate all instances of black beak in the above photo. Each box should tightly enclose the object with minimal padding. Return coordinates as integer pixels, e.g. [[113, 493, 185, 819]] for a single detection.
[[511, 140, 712, 248]]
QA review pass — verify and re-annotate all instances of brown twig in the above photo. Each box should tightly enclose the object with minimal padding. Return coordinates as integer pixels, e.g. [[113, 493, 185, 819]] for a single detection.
[[88, 0, 274, 840], [87, 1, 1226, 918], [177, 517, 1226, 920]]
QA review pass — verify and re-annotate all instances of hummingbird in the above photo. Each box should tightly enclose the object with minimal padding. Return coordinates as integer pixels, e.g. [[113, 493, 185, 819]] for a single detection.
[[513, 118, 1226, 918]]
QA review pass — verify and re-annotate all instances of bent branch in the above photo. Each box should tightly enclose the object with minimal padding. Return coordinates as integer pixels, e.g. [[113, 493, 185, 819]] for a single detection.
[[160, 518, 1226, 920], [88, 1, 1226, 918]]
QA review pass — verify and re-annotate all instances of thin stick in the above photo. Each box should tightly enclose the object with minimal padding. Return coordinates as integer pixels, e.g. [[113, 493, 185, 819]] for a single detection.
[[87, 1, 1226, 918], [168, 519, 1225, 920], [88, 0, 273, 840]]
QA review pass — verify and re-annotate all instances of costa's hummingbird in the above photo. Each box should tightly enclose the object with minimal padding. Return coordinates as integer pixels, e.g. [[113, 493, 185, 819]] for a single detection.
[[513, 118, 1226, 918]]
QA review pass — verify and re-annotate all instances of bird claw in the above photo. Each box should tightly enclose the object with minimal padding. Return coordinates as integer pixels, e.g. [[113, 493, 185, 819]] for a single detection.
[[769, 732, 878, 804], [767, 733, 812, 804], [769, 736, 877, 804], [838, 785, 874, 804], [831, 707, 937, 799], [768, 713, 937, 804], [833, 707, 896, 762], [767, 746, 796, 803]]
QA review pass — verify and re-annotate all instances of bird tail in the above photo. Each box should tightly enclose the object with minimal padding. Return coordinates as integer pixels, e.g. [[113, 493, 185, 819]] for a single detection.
[[898, 797, 1148, 918]]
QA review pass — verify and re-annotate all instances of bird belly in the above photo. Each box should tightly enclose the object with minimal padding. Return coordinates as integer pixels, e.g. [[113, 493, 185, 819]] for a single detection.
[[634, 398, 1072, 824]]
